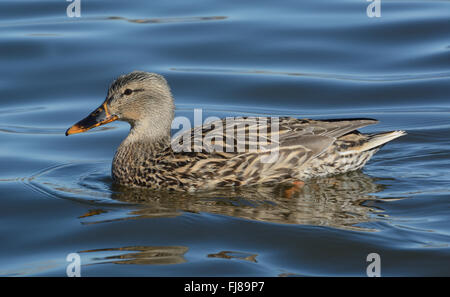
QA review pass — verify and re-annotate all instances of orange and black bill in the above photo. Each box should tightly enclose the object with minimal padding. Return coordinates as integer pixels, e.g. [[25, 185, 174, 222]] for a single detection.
[[65, 102, 118, 136]]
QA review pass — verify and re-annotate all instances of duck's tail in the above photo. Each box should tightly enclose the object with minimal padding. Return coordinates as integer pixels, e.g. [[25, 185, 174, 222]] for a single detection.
[[361, 130, 406, 152]]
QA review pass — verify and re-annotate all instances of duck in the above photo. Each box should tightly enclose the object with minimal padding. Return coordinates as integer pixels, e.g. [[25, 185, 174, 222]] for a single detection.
[[66, 71, 406, 191]]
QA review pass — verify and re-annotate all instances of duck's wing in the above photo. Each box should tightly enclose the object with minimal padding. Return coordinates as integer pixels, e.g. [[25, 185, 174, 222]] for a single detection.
[[171, 117, 378, 155], [168, 117, 379, 185], [278, 117, 378, 138]]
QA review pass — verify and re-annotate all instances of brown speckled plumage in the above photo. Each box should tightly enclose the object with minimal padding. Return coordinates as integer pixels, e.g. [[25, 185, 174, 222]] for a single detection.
[[67, 71, 406, 191]]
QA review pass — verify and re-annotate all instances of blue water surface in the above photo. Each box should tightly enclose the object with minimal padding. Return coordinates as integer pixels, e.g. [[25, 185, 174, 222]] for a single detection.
[[0, 0, 449, 276]]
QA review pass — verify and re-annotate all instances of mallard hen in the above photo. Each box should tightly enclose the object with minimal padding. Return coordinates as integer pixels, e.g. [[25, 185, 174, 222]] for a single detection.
[[66, 71, 405, 191]]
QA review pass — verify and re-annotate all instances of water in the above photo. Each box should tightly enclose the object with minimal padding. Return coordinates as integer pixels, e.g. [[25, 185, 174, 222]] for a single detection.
[[0, 0, 449, 276]]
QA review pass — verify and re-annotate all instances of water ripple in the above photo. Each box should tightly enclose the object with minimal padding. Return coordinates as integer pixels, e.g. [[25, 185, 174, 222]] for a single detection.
[[170, 67, 450, 82], [106, 15, 228, 24], [0, 15, 228, 28]]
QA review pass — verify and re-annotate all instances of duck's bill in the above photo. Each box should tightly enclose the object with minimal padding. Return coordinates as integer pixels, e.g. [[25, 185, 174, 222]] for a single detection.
[[65, 103, 118, 136]]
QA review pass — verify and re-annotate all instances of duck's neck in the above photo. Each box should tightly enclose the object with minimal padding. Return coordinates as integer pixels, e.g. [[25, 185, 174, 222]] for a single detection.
[[112, 121, 172, 184], [118, 120, 172, 159], [124, 119, 171, 146]]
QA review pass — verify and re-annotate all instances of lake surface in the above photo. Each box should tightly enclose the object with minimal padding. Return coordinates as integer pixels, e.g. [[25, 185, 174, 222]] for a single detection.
[[0, 0, 449, 276]]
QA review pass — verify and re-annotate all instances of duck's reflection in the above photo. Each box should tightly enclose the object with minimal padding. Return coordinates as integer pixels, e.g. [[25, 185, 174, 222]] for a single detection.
[[208, 251, 258, 263], [80, 246, 188, 265], [107, 171, 386, 230]]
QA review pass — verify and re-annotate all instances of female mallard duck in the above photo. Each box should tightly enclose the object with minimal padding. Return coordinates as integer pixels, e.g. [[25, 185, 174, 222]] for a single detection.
[[66, 71, 405, 191]]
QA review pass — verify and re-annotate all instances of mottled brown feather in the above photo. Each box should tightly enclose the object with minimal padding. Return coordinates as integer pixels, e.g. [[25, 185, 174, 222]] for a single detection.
[[112, 117, 404, 190]]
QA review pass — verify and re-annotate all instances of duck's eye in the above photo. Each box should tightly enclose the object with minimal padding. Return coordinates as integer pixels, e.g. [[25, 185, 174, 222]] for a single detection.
[[124, 89, 133, 95]]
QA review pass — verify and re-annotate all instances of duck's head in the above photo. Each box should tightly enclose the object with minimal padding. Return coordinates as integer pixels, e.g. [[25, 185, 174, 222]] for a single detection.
[[66, 71, 175, 140]]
